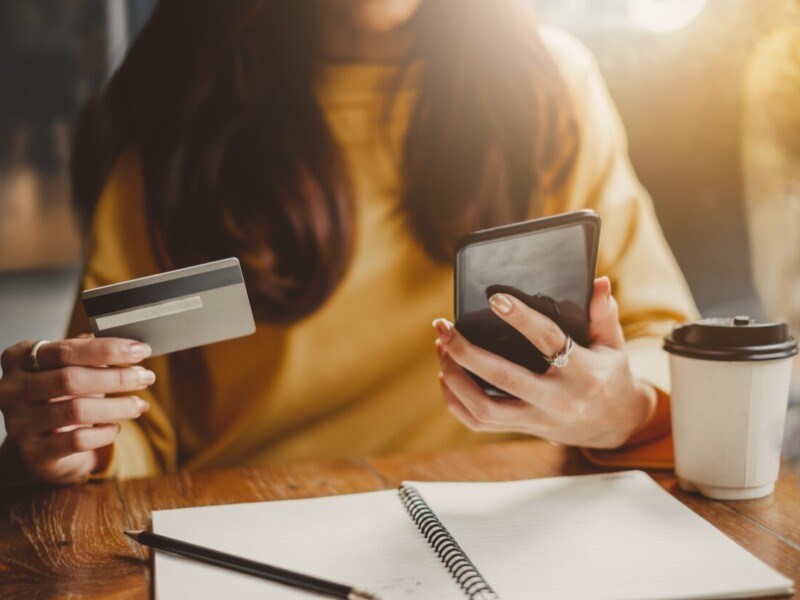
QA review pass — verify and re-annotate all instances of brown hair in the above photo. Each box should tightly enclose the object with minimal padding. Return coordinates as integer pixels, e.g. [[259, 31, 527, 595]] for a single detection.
[[71, 0, 577, 323]]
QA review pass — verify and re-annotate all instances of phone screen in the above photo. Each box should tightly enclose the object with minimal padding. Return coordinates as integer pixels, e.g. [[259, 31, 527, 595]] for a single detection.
[[455, 214, 599, 395]]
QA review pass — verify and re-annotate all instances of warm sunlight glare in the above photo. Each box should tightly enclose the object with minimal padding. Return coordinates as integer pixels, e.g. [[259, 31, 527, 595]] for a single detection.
[[627, 0, 709, 33]]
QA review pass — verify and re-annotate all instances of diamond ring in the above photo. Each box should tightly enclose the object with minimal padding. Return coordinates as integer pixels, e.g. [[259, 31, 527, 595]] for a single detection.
[[544, 335, 574, 369]]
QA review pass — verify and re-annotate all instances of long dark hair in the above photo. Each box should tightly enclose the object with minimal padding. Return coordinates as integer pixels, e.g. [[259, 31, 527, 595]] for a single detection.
[[71, 0, 577, 323]]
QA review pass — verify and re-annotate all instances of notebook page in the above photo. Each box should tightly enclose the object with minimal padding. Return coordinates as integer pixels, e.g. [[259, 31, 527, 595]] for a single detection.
[[152, 489, 461, 599], [411, 472, 793, 600]]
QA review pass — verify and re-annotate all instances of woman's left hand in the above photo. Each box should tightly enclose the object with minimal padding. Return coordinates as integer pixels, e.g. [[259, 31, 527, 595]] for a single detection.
[[434, 277, 657, 449]]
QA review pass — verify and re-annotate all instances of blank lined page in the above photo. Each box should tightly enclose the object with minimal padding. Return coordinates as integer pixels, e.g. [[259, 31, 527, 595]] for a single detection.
[[152, 489, 461, 599], [411, 472, 793, 600]]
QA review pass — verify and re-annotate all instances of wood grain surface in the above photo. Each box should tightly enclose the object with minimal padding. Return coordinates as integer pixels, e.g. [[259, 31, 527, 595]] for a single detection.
[[0, 480, 144, 599], [1, 440, 798, 599]]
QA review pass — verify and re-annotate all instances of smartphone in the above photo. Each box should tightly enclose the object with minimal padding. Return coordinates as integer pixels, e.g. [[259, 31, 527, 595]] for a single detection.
[[454, 210, 600, 396]]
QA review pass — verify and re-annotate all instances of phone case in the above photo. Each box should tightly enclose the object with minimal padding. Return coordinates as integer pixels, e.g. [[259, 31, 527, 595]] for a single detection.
[[454, 210, 601, 396]]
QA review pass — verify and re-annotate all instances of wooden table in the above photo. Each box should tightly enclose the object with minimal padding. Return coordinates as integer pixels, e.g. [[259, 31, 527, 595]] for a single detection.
[[1, 440, 799, 598]]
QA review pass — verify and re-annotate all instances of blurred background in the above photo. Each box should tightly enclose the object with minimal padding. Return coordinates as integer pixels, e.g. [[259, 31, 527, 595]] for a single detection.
[[0, 0, 798, 465]]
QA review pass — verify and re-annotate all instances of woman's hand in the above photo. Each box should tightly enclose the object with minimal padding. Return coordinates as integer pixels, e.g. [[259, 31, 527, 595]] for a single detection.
[[0, 338, 154, 484], [434, 277, 657, 449]]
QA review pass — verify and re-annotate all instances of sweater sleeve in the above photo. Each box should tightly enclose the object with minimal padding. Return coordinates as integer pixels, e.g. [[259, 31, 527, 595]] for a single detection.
[[65, 152, 179, 480], [541, 28, 699, 468]]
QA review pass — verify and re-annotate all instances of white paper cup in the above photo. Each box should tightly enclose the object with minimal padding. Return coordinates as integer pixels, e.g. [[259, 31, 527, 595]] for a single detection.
[[665, 317, 798, 500]]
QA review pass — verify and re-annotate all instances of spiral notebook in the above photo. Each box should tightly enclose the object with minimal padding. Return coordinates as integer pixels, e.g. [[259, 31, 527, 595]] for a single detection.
[[151, 471, 793, 600]]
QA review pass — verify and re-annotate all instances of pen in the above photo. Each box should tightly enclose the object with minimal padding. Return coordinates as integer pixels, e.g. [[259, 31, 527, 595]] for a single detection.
[[124, 530, 379, 600]]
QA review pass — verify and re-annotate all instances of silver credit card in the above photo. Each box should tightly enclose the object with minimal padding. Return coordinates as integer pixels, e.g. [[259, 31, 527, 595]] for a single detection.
[[82, 258, 256, 357]]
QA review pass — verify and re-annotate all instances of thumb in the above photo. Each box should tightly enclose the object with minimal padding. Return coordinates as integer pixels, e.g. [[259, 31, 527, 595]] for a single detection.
[[588, 277, 625, 350]]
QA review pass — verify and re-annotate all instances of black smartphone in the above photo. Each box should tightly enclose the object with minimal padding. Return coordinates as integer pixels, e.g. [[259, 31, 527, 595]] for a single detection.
[[454, 209, 600, 396]]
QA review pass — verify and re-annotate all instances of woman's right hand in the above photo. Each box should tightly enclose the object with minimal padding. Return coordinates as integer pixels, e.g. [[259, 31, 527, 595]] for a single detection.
[[0, 338, 155, 484]]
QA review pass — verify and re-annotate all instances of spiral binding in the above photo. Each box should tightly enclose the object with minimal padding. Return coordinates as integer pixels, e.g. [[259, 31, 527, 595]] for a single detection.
[[398, 484, 499, 600]]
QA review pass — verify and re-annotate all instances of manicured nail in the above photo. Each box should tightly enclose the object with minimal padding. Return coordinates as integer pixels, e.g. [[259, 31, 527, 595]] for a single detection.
[[129, 343, 151, 360], [603, 277, 612, 298], [432, 318, 453, 343], [134, 368, 156, 385], [489, 293, 513, 315], [135, 397, 150, 413], [435, 339, 447, 359]]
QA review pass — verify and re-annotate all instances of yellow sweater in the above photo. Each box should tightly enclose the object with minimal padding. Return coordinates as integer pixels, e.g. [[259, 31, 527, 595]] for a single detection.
[[61, 29, 696, 479]]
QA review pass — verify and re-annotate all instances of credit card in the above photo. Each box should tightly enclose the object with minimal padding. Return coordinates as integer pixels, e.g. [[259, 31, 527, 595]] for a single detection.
[[81, 258, 256, 357]]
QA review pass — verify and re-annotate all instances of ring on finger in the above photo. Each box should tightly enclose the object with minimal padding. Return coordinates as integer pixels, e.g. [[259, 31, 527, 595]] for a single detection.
[[544, 334, 574, 369], [28, 340, 50, 372]]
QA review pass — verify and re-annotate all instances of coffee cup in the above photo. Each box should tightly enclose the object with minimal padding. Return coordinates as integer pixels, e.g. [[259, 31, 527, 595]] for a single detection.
[[664, 316, 798, 500]]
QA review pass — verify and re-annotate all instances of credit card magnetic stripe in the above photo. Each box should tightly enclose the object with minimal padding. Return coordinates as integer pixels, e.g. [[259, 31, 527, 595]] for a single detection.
[[83, 265, 243, 317]]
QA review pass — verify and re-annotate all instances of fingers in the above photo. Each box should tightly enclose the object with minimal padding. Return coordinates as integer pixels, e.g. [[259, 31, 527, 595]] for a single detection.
[[439, 376, 491, 431], [17, 366, 156, 403], [433, 318, 550, 400], [485, 278, 625, 353], [588, 277, 625, 350], [0, 336, 150, 484], [433, 278, 643, 448], [28, 396, 148, 436], [437, 343, 554, 435], [30, 424, 121, 463], [0, 338, 150, 374], [30, 338, 151, 371], [487, 293, 567, 358], [1, 341, 34, 372]]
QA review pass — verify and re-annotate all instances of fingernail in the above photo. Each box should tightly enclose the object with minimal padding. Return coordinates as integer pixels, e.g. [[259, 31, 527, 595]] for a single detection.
[[432, 318, 453, 343], [604, 277, 612, 298], [435, 339, 447, 359], [136, 369, 156, 385], [135, 397, 150, 413], [129, 343, 151, 360], [489, 293, 513, 315]]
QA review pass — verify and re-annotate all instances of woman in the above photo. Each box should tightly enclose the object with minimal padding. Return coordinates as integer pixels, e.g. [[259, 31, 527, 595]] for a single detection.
[[0, 0, 696, 485]]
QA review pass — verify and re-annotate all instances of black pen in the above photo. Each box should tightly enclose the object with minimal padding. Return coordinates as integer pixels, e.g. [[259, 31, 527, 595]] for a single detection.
[[124, 530, 380, 600]]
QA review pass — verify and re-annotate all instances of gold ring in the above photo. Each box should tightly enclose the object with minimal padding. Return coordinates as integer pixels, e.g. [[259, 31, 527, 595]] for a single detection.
[[544, 335, 574, 369], [28, 339, 50, 371]]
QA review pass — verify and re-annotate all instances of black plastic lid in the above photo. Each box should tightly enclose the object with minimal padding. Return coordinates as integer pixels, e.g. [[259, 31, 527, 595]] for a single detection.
[[663, 316, 798, 362]]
